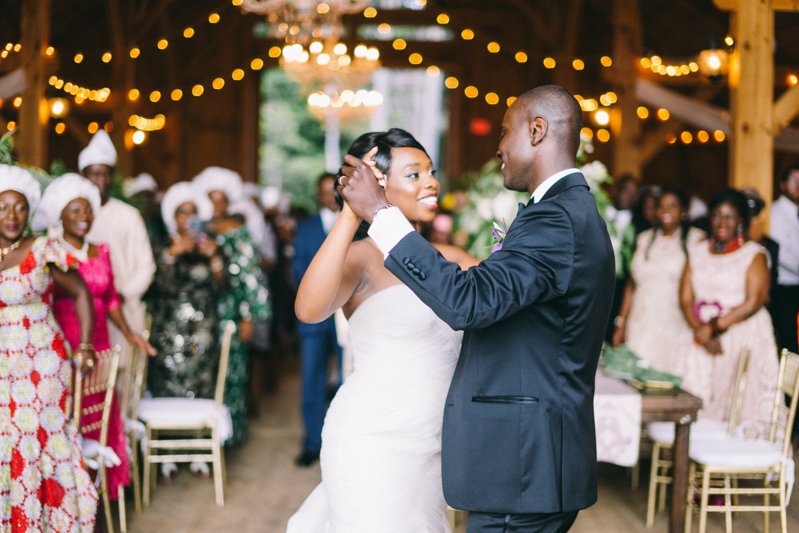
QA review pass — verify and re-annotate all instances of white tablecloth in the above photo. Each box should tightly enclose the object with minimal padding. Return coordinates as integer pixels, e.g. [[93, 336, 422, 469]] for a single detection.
[[594, 371, 642, 467]]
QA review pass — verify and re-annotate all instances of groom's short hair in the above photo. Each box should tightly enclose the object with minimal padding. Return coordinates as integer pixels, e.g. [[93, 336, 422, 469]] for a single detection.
[[518, 85, 583, 158]]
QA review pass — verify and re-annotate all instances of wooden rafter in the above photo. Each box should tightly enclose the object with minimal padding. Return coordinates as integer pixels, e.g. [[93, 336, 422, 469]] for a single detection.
[[773, 84, 799, 131]]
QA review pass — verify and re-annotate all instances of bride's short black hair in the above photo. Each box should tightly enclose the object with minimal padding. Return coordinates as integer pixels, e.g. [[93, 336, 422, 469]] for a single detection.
[[336, 128, 429, 240]]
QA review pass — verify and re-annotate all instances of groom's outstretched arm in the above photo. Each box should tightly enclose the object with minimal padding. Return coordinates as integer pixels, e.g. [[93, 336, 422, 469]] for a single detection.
[[371, 205, 574, 331]]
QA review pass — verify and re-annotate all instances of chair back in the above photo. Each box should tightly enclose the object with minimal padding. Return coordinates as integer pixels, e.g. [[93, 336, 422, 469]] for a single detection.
[[121, 328, 150, 426], [73, 346, 122, 444], [727, 343, 752, 437], [214, 321, 237, 409], [768, 349, 799, 457]]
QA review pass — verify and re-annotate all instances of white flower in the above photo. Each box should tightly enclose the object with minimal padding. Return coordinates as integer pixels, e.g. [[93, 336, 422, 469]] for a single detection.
[[11, 379, 36, 406], [475, 198, 493, 221], [0, 280, 24, 305], [0, 382, 9, 403], [56, 463, 76, 489], [23, 492, 42, 523], [0, 465, 10, 490], [28, 323, 54, 349], [9, 352, 33, 378], [13, 407, 39, 433], [0, 356, 8, 378], [491, 190, 522, 224], [580, 160, 609, 188], [21, 463, 40, 491], [34, 350, 59, 376], [47, 434, 70, 460], [19, 436, 41, 462], [40, 407, 63, 433], [0, 437, 12, 461], [37, 378, 62, 406], [1, 324, 29, 351], [10, 478, 24, 506], [48, 508, 70, 531]]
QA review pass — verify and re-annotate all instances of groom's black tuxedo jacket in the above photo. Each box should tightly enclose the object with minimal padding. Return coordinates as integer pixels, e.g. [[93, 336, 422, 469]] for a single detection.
[[385, 173, 615, 514]]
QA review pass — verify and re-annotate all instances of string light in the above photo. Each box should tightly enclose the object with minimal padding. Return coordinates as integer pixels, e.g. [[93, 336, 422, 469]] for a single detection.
[[13, 97, 22, 108], [364, 7, 377, 18], [55, 123, 66, 134], [269, 46, 281, 57], [572, 59, 584, 70], [192, 84, 204, 96], [158, 39, 169, 50], [45, 46, 54, 56], [714, 130, 725, 142], [697, 130, 709, 143], [657, 108, 670, 121], [581, 127, 593, 140], [426, 66, 440, 77], [485, 92, 499, 105], [637, 106, 649, 119], [725, 36, 734, 46], [464, 86, 478, 98], [129, 114, 166, 131], [515, 52, 527, 63], [48, 76, 110, 102], [409, 53, 422, 65], [172, 89, 183, 100], [506, 96, 517, 106], [6, 121, 15, 131], [681, 131, 692, 144], [251, 58, 264, 70], [213, 78, 225, 89], [445, 77, 459, 89], [150, 91, 161, 102], [788, 74, 798, 86], [232, 69, 245, 80], [102, 52, 112, 63], [436, 14, 449, 24], [597, 129, 610, 142], [487, 42, 500, 53], [184, 27, 195, 38], [393, 39, 406, 50], [130, 48, 140, 58], [88, 122, 99, 134], [105, 122, 114, 132], [208, 13, 220, 23], [74, 53, 83, 63], [543, 57, 556, 69], [128, 89, 140, 101], [461, 29, 474, 40]]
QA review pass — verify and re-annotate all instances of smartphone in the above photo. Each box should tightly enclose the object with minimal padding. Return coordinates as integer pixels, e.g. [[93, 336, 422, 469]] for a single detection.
[[189, 217, 204, 235]]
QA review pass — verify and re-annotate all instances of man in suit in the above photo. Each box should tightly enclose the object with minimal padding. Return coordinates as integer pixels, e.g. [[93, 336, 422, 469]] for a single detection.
[[339, 85, 615, 532], [292, 173, 342, 466]]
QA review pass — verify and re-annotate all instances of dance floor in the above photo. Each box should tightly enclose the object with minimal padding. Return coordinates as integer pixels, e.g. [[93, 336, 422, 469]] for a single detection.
[[127, 371, 799, 533]]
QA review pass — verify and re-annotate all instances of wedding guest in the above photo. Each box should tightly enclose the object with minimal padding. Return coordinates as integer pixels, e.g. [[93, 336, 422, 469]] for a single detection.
[[680, 189, 779, 437], [604, 174, 640, 342], [194, 167, 270, 446], [0, 165, 98, 532], [633, 185, 660, 234], [147, 182, 222, 399], [769, 166, 799, 354], [125, 172, 168, 251], [32, 173, 156, 504], [613, 187, 705, 374], [80, 131, 156, 369], [291, 173, 342, 467]]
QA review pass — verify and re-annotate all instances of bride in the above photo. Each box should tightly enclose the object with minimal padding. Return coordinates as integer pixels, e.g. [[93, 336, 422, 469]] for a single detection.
[[288, 129, 478, 532]]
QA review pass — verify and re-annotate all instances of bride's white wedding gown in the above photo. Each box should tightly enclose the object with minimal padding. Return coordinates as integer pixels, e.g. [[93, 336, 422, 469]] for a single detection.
[[287, 285, 462, 532]]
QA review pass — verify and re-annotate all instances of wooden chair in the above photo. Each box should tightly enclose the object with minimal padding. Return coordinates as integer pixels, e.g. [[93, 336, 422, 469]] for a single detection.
[[115, 326, 150, 531], [138, 321, 236, 507], [685, 348, 799, 533], [74, 346, 122, 533], [645, 344, 751, 527]]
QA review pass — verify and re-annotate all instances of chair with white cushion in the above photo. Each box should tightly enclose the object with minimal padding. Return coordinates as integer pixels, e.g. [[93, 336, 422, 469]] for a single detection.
[[138, 321, 236, 507], [645, 345, 751, 527], [74, 346, 122, 533], [685, 348, 799, 533]]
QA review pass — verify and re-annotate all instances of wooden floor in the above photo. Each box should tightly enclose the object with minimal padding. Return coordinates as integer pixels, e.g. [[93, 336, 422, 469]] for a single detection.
[[126, 371, 799, 533]]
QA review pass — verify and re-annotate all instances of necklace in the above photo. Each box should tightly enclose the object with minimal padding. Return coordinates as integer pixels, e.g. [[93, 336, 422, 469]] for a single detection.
[[0, 239, 22, 262], [58, 235, 89, 261]]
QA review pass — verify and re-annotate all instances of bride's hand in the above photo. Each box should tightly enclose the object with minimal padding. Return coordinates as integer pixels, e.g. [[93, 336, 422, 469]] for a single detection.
[[341, 200, 362, 223], [362, 147, 386, 189]]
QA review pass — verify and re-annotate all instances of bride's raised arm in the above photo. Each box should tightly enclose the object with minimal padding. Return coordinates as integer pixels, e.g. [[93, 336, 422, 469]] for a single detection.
[[295, 201, 364, 324]]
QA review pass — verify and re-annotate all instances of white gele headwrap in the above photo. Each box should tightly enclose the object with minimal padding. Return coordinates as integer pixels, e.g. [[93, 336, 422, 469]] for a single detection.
[[161, 181, 214, 235], [125, 173, 158, 197], [260, 186, 280, 210], [31, 173, 102, 232], [78, 130, 117, 172], [192, 166, 244, 204], [228, 199, 265, 246], [0, 164, 42, 219]]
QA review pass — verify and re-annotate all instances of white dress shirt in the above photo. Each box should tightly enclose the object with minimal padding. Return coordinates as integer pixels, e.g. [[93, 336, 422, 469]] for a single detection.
[[770, 195, 799, 285], [369, 168, 582, 258], [319, 207, 340, 235]]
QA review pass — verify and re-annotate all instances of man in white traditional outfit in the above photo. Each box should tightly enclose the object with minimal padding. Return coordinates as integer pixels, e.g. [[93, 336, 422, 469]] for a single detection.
[[80, 130, 156, 365]]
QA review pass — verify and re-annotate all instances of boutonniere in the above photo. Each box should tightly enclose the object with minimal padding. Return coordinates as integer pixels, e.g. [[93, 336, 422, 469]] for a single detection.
[[490, 219, 508, 253]]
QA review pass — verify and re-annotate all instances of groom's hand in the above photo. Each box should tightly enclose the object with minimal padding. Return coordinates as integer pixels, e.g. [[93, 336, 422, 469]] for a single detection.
[[339, 153, 389, 224]]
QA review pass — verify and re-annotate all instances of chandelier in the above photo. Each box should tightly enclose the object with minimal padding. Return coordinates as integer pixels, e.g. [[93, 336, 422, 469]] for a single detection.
[[307, 88, 384, 121], [239, 0, 371, 43]]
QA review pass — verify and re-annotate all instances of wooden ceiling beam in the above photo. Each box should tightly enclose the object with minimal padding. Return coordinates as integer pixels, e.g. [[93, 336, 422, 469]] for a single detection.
[[714, 0, 799, 11], [773, 84, 799, 131]]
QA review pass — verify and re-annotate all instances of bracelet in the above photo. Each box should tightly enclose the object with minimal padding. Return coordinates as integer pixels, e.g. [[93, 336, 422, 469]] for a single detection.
[[614, 316, 626, 328], [372, 203, 395, 222], [77, 342, 94, 351]]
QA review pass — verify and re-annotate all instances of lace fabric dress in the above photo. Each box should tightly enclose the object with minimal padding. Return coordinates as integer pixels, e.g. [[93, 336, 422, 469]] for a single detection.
[[625, 227, 705, 374], [288, 285, 462, 533], [681, 240, 780, 438], [147, 248, 221, 400], [0, 237, 98, 532], [52, 243, 130, 500], [215, 225, 269, 446]]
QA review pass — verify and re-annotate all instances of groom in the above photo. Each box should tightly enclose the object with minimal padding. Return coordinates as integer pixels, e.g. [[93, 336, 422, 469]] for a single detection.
[[339, 85, 614, 532]]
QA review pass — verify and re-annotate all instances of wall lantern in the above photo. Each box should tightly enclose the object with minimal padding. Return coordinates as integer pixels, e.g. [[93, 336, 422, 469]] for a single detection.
[[48, 97, 69, 118], [697, 44, 729, 83]]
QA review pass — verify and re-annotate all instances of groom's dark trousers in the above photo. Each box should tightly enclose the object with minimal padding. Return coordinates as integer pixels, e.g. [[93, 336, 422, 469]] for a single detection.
[[466, 511, 579, 533], [382, 173, 615, 532]]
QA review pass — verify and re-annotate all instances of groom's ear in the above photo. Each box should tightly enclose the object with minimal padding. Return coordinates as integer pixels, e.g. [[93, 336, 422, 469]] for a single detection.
[[529, 115, 548, 146]]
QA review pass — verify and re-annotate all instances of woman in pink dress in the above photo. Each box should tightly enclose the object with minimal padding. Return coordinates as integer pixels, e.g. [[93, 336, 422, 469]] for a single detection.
[[32, 174, 155, 502], [0, 166, 99, 532]]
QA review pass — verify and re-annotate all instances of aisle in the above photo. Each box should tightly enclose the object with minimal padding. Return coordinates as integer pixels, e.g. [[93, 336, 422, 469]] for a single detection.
[[127, 371, 799, 533]]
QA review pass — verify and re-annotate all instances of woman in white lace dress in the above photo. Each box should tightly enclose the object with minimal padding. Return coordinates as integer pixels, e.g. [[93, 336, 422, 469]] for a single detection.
[[679, 189, 779, 438], [613, 187, 705, 374], [287, 129, 478, 532]]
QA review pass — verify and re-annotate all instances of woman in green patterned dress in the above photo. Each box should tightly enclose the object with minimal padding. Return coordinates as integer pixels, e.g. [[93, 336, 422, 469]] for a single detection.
[[194, 167, 270, 446]]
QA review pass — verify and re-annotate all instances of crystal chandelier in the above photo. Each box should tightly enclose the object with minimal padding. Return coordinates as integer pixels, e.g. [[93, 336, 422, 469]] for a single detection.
[[239, 0, 371, 43]]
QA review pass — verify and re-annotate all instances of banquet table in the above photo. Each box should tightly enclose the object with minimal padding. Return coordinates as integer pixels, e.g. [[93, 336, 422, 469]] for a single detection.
[[595, 371, 703, 533]]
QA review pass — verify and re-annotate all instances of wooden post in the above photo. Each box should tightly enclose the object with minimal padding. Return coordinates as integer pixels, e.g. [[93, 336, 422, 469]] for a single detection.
[[727, 2, 774, 211], [18, 0, 50, 168], [611, 0, 642, 179]]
